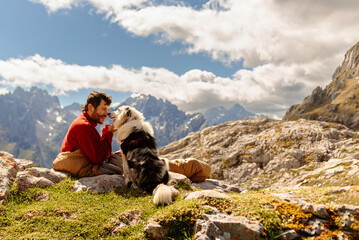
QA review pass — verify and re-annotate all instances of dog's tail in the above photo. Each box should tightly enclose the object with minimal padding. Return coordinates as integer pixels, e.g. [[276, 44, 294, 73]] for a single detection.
[[153, 184, 179, 205]]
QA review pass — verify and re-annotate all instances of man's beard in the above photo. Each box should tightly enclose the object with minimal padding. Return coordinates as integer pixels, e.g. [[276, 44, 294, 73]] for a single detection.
[[93, 112, 107, 124]]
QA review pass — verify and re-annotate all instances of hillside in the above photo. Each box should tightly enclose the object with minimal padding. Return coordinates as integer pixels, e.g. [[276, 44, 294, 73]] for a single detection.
[[160, 118, 359, 190], [283, 41, 359, 129], [1, 148, 359, 239]]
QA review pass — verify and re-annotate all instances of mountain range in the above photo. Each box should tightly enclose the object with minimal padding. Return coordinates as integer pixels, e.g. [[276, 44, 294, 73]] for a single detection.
[[0, 88, 257, 168]]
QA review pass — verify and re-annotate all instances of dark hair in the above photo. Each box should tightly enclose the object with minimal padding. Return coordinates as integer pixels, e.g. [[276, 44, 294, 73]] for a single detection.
[[82, 90, 112, 111]]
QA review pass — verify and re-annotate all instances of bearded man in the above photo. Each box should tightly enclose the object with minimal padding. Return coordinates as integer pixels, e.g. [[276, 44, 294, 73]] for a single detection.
[[53, 90, 122, 177]]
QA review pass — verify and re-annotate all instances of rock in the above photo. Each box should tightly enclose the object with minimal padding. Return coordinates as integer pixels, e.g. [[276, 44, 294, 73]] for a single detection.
[[193, 179, 241, 192], [331, 204, 359, 215], [144, 218, 168, 240], [34, 192, 50, 202], [184, 190, 230, 200], [17, 167, 68, 191], [73, 174, 125, 194], [194, 213, 264, 240], [264, 156, 304, 173], [110, 211, 142, 236], [312, 204, 330, 219], [168, 172, 191, 185], [324, 187, 351, 195], [17, 174, 54, 190], [302, 219, 327, 236], [340, 212, 356, 230], [275, 229, 300, 240], [337, 231, 352, 240], [0, 151, 19, 200], [13, 158, 36, 171]]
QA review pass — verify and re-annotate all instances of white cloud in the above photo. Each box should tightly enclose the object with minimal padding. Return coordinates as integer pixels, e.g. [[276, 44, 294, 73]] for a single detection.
[[0, 54, 336, 117], [16, 0, 359, 117], [0, 88, 9, 95], [30, 0, 359, 66]]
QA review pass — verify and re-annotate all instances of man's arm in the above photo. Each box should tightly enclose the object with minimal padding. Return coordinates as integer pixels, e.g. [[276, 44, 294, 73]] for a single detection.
[[75, 124, 114, 165]]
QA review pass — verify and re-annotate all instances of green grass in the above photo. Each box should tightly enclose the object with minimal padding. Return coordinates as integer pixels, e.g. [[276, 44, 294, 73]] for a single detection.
[[285, 186, 359, 206], [1, 178, 359, 239], [0, 177, 155, 239]]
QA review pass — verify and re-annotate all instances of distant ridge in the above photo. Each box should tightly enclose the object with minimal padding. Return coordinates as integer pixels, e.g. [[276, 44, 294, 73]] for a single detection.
[[204, 104, 256, 126]]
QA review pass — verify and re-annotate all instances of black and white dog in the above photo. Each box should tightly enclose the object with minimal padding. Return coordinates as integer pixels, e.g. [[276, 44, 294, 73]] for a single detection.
[[108, 106, 178, 205]]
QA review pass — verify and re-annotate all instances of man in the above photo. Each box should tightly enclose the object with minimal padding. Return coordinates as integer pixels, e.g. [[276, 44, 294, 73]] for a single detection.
[[53, 90, 122, 177], [53, 90, 211, 181]]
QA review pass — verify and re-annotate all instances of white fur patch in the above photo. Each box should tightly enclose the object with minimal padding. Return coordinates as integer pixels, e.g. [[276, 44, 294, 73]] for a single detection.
[[153, 184, 179, 205]]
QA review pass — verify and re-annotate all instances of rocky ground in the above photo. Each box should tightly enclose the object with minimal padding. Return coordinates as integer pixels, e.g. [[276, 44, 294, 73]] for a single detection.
[[2, 118, 359, 239], [160, 118, 359, 190]]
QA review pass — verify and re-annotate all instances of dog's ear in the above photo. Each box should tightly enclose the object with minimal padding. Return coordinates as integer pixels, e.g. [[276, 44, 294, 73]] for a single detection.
[[125, 107, 132, 117]]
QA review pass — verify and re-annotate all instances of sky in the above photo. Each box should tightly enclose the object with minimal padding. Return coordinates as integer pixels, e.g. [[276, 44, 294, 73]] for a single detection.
[[1, 0, 359, 118]]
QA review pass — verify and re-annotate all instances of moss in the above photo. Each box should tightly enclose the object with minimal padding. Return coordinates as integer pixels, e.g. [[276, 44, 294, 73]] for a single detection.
[[274, 125, 282, 133], [313, 230, 344, 240], [175, 180, 193, 191], [242, 142, 256, 152], [270, 199, 312, 231], [304, 150, 330, 163], [274, 134, 304, 149], [351, 220, 359, 231], [153, 200, 211, 239]]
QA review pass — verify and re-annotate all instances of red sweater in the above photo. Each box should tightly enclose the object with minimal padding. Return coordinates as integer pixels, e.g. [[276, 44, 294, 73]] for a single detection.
[[61, 111, 113, 165]]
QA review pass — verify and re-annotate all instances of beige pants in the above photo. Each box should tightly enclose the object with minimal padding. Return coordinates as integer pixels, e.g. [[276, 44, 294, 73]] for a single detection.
[[53, 150, 123, 178], [166, 158, 211, 182]]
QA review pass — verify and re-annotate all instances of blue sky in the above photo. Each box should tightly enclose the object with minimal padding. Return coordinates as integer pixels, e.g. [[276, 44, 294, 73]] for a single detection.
[[1, 0, 359, 117], [1, 0, 240, 105]]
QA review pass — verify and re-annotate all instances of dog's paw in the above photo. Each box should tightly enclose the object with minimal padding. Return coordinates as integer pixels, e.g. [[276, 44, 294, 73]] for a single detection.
[[153, 184, 177, 205]]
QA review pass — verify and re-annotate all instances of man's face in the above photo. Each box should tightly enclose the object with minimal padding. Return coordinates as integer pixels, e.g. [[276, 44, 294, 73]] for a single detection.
[[89, 99, 110, 124]]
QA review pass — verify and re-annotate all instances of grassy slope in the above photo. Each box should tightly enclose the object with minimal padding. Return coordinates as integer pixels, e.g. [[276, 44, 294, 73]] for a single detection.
[[0, 177, 359, 239]]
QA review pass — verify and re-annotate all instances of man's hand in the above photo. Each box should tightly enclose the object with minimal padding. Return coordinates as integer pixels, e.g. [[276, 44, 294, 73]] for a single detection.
[[102, 124, 117, 134], [108, 123, 118, 133]]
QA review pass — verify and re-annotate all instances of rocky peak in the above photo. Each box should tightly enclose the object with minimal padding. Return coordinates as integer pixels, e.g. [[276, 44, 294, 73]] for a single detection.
[[120, 94, 168, 118], [283, 41, 359, 130], [204, 103, 256, 126], [339, 42, 359, 73], [64, 102, 82, 116], [29, 86, 60, 106], [13, 87, 26, 99]]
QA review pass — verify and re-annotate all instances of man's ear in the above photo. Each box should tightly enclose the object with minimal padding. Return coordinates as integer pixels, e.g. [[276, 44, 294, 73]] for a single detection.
[[88, 103, 95, 113]]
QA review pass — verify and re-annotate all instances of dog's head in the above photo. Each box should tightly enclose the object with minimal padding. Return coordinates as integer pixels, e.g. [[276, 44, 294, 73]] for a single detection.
[[108, 106, 144, 130]]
